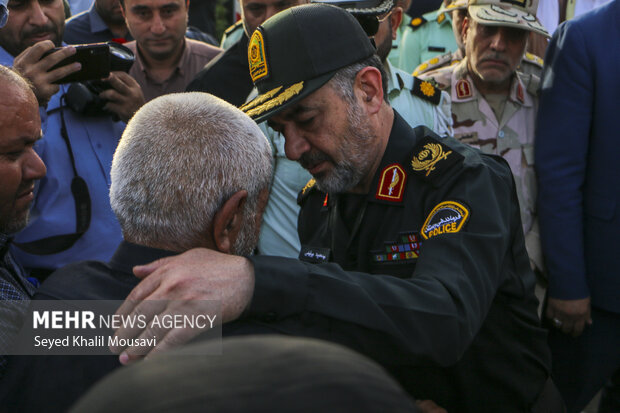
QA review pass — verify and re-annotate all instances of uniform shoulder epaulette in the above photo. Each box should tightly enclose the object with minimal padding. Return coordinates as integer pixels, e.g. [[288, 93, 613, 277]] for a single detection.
[[411, 76, 441, 105], [297, 178, 318, 205], [223, 20, 243, 36], [410, 133, 464, 187], [413, 52, 452, 76], [525, 73, 541, 96], [408, 15, 428, 31], [523, 52, 544, 68]]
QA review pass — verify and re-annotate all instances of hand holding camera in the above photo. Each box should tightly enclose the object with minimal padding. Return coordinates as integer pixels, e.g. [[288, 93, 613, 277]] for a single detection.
[[13, 40, 81, 106], [100, 72, 145, 123]]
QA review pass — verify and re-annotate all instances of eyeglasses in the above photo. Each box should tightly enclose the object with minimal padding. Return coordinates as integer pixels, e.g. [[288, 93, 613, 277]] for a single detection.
[[354, 9, 393, 37]]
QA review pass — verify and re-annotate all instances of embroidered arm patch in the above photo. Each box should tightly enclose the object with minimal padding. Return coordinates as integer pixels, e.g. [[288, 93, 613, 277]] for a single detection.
[[420, 200, 469, 240]]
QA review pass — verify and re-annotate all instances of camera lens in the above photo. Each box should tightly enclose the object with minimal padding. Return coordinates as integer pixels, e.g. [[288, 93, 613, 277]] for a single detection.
[[108, 42, 135, 72]]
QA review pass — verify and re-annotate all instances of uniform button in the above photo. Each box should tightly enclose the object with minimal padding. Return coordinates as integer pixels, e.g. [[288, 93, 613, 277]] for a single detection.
[[498, 130, 505, 138]]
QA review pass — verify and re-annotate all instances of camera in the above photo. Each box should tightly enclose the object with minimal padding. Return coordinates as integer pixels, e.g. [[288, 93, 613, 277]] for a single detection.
[[61, 42, 135, 117]]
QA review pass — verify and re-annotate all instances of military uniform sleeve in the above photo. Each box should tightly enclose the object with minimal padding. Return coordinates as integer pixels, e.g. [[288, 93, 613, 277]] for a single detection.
[[535, 20, 591, 300], [248, 154, 520, 367]]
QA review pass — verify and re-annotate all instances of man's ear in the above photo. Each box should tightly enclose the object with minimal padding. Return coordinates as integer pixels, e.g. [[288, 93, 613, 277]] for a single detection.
[[212, 190, 248, 254], [355, 66, 384, 115], [391, 7, 403, 40], [461, 16, 470, 43]]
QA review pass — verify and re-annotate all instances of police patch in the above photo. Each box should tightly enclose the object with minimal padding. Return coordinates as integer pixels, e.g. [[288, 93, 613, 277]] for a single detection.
[[375, 164, 407, 202], [421, 201, 469, 240], [248, 29, 269, 82]]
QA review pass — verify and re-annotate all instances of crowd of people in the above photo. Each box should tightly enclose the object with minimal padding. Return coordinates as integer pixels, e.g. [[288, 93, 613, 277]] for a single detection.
[[0, 0, 618, 411]]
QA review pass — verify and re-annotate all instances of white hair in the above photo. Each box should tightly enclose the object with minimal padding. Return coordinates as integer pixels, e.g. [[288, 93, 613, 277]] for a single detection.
[[110, 92, 273, 252]]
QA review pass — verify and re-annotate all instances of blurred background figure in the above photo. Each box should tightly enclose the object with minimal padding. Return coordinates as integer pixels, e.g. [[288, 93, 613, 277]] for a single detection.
[[536, 1, 620, 412]]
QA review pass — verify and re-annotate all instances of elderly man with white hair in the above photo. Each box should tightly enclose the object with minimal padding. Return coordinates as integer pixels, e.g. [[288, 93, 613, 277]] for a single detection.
[[0, 92, 273, 413]]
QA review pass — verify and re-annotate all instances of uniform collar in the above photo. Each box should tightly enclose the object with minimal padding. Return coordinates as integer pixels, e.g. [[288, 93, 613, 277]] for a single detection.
[[450, 58, 533, 107], [366, 111, 419, 204], [108, 240, 178, 275]]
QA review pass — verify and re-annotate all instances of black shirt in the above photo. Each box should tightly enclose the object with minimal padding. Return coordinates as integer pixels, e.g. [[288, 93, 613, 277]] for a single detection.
[[186, 35, 254, 107], [247, 113, 552, 412], [0, 241, 176, 413]]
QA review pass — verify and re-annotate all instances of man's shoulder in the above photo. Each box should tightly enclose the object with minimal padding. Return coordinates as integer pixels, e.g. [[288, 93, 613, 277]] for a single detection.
[[419, 64, 454, 90], [64, 10, 90, 30], [34, 260, 133, 301], [185, 38, 222, 59], [408, 128, 512, 188], [413, 51, 460, 76], [390, 66, 442, 106], [406, 10, 438, 32]]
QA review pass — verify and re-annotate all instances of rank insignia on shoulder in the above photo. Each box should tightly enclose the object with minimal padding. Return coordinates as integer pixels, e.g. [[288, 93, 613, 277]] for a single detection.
[[524, 52, 544, 68], [297, 178, 317, 205], [409, 16, 427, 30], [412, 77, 441, 105], [224, 20, 242, 35], [375, 163, 407, 202], [421, 200, 470, 240], [455, 79, 472, 99], [411, 136, 464, 184], [413, 52, 452, 76]]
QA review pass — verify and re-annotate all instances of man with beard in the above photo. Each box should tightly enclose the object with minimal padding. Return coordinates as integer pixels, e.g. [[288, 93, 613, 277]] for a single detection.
[[110, 5, 563, 411], [0, 0, 143, 277], [255, 0, 451, 260], [64, 0, 132, 43], [0, 92, 273, 413], [420, 0, 548, 275], [0, 65, 47, 379]]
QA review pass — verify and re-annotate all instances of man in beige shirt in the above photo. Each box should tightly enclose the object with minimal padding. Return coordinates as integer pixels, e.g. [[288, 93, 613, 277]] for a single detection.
[[421, 0, 549, 274], [121, 0, 221, 101]]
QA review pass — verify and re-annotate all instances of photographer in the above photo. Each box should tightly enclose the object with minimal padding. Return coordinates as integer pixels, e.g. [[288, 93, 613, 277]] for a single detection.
[[0, 0, 144, 278]]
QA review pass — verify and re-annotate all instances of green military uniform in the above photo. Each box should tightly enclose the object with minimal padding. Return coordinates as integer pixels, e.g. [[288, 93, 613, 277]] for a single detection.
[[397, 8, 457, 73], [220, 20, 244, 50], [387, 13, 411, 68], [250, 112, 551, 411]]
